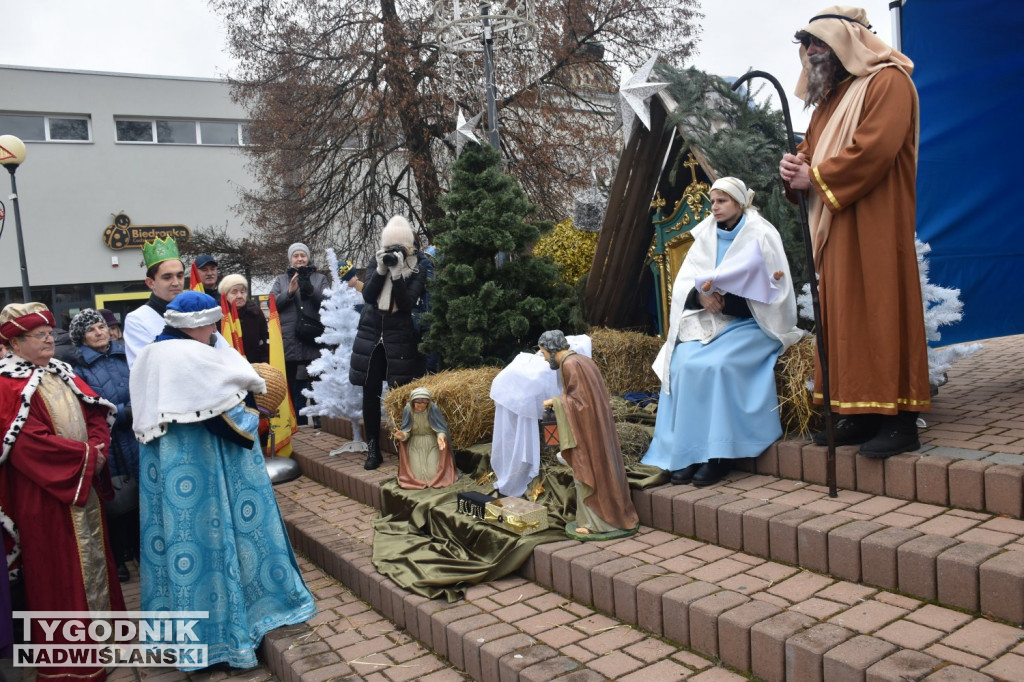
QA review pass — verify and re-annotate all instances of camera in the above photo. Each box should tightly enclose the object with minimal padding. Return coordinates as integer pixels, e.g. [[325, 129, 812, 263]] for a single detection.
[[381, 244, 407, 268]]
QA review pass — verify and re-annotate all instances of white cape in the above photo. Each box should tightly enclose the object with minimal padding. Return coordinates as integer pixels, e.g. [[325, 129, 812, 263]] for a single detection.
[[653, 211, 805, 394], [130, 339, 266, 443]]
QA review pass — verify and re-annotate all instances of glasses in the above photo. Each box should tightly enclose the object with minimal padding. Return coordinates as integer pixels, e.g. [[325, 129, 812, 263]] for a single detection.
[[22, 331, 55, 340], [800, 35, 827, 49]]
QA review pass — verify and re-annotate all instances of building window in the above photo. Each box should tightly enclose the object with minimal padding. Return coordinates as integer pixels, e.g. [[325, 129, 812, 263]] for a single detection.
[[0, 113, 91, 142], [115, 118, 248, 146], [115, 120, 154, 142], [200, 121, 239, 145], [156, 120, 197, 144]]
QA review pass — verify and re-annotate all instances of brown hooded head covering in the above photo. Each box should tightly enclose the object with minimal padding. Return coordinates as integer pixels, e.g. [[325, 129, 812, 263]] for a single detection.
[[795, 5, 914, 102]]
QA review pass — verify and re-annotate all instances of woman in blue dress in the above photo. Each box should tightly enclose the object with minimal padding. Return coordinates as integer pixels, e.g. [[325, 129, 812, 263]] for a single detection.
[[643, 177, 805, 487], [129, 291, 315, 670]]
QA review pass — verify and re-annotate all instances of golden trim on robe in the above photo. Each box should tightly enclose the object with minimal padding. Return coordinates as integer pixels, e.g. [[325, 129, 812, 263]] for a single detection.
[[813, 166, 842, 210]]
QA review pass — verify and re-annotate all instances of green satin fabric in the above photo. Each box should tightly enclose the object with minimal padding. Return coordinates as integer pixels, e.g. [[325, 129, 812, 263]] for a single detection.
[[370, 450, 667, 602]]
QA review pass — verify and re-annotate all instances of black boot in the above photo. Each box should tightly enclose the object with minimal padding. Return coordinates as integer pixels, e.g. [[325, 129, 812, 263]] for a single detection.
[[859, 412, 920, 459], [813, 413, 881, 446], [364, 438, 383, 470], [670, 463, 702, 485], [692, 459, 731, 487]]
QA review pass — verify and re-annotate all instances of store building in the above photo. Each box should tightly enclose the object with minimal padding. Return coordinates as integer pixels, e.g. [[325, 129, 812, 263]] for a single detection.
[[0, 65, 257, 326]]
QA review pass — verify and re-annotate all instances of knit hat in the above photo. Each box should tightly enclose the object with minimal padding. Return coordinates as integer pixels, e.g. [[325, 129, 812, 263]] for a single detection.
[[163, 291, 223, 328], [0, 302, 55, 342], [98, 309, 121, 328], [218, 273, 248, 295], [379, 216, 415, 250], [288, 243, 310, 261], [710, 177, 754, 209], [68, 308, 106, 346]]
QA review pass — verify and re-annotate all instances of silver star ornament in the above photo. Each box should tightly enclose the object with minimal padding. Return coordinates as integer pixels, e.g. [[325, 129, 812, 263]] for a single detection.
[[450, 109, 483, 157], [618, 53, 669, 144]]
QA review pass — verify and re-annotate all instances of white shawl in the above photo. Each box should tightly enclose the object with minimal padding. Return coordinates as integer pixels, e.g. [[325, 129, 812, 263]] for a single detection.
[[130, 339, 266, 443], [652, 211, 806, 394]]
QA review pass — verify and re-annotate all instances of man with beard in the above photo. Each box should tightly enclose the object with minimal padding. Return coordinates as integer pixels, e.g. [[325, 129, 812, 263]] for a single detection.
[[539, 330, 638, 540], [779, 6, 930, 458]]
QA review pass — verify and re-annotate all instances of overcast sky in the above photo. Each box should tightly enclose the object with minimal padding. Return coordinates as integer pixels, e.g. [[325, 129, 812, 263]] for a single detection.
[[0, 0, 896, 131]]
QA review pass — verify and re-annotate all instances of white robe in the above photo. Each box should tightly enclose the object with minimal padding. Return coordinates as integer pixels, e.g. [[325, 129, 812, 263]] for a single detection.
[[652, 210, 805, 394]]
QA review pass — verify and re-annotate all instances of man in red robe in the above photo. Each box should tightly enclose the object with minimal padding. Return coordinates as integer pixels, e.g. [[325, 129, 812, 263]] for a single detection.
[[779, 6, 931, 458], [0, 302, 125, 682], [539, 330, 639, 540]]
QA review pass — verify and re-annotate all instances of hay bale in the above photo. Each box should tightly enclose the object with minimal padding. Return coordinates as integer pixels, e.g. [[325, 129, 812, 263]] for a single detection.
[[775, 335, 821, 437], [589, 327, 662, 396], [383, 367, 502, 450], [616, 422, 653, 466]]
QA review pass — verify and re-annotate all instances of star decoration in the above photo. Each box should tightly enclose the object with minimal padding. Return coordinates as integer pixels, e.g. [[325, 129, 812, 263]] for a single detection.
[[618, 53, 669, 144], [449, 109, 483, 157]]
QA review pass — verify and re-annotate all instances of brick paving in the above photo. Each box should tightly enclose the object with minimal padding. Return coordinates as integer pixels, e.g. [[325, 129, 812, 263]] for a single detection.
[[99, 334, 1024, 682]]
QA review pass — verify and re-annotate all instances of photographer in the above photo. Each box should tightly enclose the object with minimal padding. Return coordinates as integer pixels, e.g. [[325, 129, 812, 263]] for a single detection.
[[270, 243, 329, 424], [350, 216, 429, 470]]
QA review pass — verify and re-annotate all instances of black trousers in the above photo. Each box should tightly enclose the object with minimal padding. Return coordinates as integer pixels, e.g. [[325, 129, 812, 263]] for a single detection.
[[286, 360, 310, 425], [363, 343, 389, 441]]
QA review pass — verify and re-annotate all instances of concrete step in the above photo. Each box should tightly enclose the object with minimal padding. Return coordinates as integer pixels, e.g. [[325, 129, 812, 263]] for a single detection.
[[279, 428, 1024, 681], [751, 439, 1024, 520], [303, 426, 1024, 626], [630, 469, 1024, 625], [274, 474, 739, 681]]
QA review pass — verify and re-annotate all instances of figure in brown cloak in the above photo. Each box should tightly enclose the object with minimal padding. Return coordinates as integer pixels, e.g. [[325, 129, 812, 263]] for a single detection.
[[539, 330, 639, 540], [393, 387, 458, 490], [779, 5, 931, 458]]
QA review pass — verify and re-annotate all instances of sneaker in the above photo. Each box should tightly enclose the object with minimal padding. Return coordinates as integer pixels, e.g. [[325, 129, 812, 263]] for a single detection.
[[670, 463, 702, 485], [692, 459, 731, 487], [859, 412, 920, 459], [812, 414, 881, 446]]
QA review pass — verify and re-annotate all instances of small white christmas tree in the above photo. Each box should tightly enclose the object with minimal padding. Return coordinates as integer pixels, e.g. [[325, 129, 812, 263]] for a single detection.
[[302, 248, 364, 442], [797, 238, 982, 388]]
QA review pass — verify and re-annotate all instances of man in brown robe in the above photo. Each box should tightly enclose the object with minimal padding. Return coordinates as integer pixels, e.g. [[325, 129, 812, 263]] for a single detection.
[[539, 330, 639, 540], [779, 5, 931, 458]]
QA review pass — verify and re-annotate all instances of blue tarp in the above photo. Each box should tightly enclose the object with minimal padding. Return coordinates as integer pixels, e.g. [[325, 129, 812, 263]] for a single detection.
[[904, 0, 1024, 343]]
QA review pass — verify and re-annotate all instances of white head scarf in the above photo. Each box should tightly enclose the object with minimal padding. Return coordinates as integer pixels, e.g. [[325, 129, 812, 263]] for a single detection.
[[710, 177, 754, 210]]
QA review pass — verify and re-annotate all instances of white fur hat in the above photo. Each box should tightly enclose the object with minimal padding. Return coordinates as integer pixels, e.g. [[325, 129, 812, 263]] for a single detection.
[[380, 216, 415, 250], [218, 273, 248, 295]]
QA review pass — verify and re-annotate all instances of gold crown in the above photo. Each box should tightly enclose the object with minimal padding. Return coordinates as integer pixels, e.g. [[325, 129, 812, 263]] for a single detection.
[[338, 259, 356, 281], [141, 236, 181, 269]]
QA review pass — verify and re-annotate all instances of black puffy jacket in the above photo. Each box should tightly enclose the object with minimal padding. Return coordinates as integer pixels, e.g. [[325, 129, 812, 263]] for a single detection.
[[348, 253, 429, 387]]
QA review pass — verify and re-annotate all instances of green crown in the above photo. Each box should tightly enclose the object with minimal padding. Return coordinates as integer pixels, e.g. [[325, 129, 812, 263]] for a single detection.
[[142, 236, 181, 269]]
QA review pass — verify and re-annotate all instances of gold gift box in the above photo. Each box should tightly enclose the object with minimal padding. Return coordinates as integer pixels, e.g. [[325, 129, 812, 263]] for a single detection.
[[484, 497, 550, 536]]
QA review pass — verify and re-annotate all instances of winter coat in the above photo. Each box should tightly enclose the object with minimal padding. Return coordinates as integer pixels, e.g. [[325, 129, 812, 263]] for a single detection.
[[72, 340, 139, 478], [270, 267, 330, 363], [349, 253, 429, 387]]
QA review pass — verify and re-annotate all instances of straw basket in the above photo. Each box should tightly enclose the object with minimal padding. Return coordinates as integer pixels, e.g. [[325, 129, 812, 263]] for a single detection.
[[251, 363, 288, 413]]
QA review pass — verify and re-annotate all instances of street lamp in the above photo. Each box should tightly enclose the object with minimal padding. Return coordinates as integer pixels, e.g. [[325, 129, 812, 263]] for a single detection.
[[0, 135, 31, 303]]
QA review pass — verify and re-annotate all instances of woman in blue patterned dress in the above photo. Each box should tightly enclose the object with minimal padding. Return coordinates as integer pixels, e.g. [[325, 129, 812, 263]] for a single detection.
[[129, 291, 315, 670]]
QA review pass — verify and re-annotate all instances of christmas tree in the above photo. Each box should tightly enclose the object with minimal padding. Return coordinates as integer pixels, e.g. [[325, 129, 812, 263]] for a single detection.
[[421, 142, 579, 368], [302, 248, 364, 426]]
